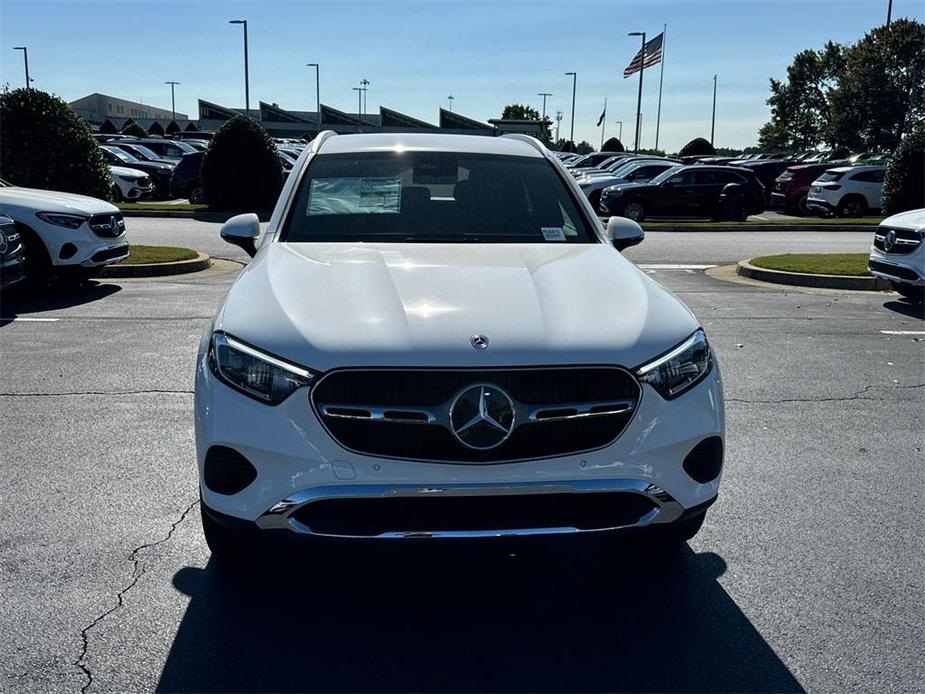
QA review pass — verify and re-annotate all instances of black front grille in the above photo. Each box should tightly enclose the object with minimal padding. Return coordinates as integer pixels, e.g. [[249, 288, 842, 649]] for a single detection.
[[88, 213, 126, 238], [90, 244, 129, 264], [204, 446, 258, 495], [293, 492, 657, 536], [869, 259, 920, 281], [873, 227, 922, 255], [312, 368, 640, 463]]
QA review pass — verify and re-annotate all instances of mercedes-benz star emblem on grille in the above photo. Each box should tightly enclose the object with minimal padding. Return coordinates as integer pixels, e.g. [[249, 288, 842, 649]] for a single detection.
[[449, 384, 515, 450], [884, 229, 897, 252], [470, 334, 489, 350], [110, 217, 120, 235]]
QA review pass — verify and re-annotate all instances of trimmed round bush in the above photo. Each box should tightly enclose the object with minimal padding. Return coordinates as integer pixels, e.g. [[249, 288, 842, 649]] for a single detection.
[[200, 115, 283, 211], [882, 127, 924, 215], [679, 137, 717, 157], [0, 88, 111, 199], [602, 137, 625, 152]]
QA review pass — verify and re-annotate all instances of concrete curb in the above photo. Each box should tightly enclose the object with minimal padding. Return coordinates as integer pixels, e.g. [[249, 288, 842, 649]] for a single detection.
[[736, 259, 892, 291], [120, 209, 271, 222], [98, 253, 212, 278]]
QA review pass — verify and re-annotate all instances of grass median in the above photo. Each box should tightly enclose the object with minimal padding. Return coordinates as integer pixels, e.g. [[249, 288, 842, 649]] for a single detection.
[[749, 253, 871, 276], [117, 202, 207, 212], [118, 245, 199, 265]]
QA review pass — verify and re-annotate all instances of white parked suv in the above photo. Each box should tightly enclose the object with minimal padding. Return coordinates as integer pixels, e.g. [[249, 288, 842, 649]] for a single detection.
[[0, 179, 128, 285], [806, 165, 886, 217], [109, 165, 154, 202], [868, 208, 925, 302], [194, 132, 725, 560]]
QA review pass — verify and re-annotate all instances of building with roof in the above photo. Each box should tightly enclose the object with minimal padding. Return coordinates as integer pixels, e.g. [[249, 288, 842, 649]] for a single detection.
[[69, 93, 189, 133]]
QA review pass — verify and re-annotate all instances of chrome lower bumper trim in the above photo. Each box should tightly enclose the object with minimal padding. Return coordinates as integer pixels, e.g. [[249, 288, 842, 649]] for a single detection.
[[255, 479, 687, 539]]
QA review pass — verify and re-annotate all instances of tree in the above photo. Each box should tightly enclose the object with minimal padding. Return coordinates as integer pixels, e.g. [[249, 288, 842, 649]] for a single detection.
[[882, 126, 924, 214], [0, 87, 111, 200], [575, 141, 594, 155], [828, 19, 925, 152], [637, 147, 667, 157], [200, 115, 283, 211], [121, 119, 149, 137], [678, 137, 716, 157], [602, 137, 625, 152], [760, 43, 844, 150], [554, 139, 576, 152], [185, 121, 200, 132], [714, 147, 744, 156], [501, 104, 541, 120]]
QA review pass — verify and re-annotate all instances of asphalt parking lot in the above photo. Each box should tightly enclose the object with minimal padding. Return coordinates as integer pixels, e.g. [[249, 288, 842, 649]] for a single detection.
[[1, 219, 922, 693]]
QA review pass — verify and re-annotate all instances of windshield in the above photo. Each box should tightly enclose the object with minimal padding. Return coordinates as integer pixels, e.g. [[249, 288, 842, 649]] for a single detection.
[[649, 166, 685, 184], [283, 151, 597, 244], [103, 146, 136, 163]]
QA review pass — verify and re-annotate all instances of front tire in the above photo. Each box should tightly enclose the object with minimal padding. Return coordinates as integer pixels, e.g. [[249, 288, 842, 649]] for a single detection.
[[17, 223, 53, 289], [620, 200, 646, 222], [836, 195, 865, 218], [110, 184, 124, 203], [796, 193, 811, 217], [891, 281, 925, 302]]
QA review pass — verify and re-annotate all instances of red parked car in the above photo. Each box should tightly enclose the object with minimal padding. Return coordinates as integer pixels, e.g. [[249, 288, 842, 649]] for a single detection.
[[769, 162, 841, 216]]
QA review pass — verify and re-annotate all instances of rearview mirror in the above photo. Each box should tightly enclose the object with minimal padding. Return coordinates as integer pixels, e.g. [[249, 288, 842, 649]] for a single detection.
[[606, 216, 644, 251], [220, 213, 260, 257]]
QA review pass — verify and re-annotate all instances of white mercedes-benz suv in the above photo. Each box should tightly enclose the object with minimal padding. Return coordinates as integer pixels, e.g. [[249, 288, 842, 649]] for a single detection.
[[195, 133, 725, 559]]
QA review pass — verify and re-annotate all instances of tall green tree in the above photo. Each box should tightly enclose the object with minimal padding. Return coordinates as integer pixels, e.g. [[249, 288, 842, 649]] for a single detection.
[[575, 140, 594, 155], [828, 19, 925, 152], [501, 104, 541, 120], [602, 137, 625, 152]]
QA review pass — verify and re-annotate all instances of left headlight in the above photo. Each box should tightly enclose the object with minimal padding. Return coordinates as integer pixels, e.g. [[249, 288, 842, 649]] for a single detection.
[[35, 212, 87, 229], [636, 330, 713, 399], [208, 332, 317, 405]]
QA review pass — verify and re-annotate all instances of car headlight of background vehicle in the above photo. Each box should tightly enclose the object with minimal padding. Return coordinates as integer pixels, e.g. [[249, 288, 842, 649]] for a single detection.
[[636, 330, 713, 399], [208, 332, 316, 405], [35, 212, 87, 229]]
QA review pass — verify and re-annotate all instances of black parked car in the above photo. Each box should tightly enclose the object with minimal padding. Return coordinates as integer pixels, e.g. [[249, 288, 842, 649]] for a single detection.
[[0, 213, 27, 292], [107, 142, 176, 167], [99, 145, 175, 198], [600, 165, 766, 221], [170, 152, 205, 202], [118, 138, 199, 163], [738, 160, 796, 205]]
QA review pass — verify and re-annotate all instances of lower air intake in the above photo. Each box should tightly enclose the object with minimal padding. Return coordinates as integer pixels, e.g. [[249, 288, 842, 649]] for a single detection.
[[203, 445, 257, 495]]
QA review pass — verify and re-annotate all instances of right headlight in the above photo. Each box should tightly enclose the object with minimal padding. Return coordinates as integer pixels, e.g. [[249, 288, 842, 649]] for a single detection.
[[636, 330, 713, 399], [208, 332, 316, 405]]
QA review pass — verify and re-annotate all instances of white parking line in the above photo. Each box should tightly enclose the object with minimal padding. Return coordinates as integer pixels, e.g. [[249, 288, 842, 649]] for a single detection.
[[0, 317, 59, 322], [636, 264, 718, 270], [880, 330, 925, 335]]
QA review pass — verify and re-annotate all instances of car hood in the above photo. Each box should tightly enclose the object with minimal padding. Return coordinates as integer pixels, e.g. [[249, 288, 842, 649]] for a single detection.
[[217, 242, 698, 371], [882, 208, 925, 231], [110, 166, 148, 178], [0, 186, 118, 215], [602, 181, 656, 195]]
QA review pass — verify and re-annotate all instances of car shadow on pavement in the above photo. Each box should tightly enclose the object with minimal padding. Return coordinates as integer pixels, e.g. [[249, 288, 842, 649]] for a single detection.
[[882, 299, 925, 320], [157, 540, 803, 693], [0, 281, 121, 326]]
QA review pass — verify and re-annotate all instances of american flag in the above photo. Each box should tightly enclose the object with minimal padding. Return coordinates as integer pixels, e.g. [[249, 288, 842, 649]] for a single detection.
[[623, 32, 664, 78]]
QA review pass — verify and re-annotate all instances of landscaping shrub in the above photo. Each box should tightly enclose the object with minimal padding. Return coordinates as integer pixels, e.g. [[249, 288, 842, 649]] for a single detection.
[[602, 137, 625, 152], [679, 137, 717, 157], [200, 115, 283, 211], [0, 87, 111, 199], [121, 119, 149, 137], [882, 127, 924, 215]]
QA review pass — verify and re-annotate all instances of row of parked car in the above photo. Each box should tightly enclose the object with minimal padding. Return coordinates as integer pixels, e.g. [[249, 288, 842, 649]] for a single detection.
[[554, 149, 890, 221]]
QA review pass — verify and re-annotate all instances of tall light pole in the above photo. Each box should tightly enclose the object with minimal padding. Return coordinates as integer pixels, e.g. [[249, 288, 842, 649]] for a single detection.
[[165, 81, 180, 122], [229, 20, 249, 114], [711, 74, 718, 145], [886, 0, 893, 25], [564, 72, 576, 150], [360, 79, 370, 119], [628, 31, 647, 153], [13, 47, 30, 89], [616, 120, 623, 142], [352, 87, 365, 132], [306, 63, 321, 132], [537, 92, 552, 120], [447, 95, 454, 112]]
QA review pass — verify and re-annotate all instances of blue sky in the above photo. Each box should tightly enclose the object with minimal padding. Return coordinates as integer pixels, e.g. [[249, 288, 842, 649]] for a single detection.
[[1, 0, 920, 151]]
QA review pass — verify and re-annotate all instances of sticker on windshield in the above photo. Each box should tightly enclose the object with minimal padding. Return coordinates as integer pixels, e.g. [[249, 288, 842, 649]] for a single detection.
[[541, 227, 567, 241], [307, 177, 401, 215]]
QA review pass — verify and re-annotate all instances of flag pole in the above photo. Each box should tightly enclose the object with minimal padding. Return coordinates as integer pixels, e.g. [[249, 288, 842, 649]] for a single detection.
[[655, 24, 667, 152], [600, 97, 607, 150]]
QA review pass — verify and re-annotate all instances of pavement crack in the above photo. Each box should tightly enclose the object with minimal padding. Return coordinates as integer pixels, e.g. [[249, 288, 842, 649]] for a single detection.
[[0, 389, 193, 397], [72, 499, 200, 694], [727, 382, 925, 404]]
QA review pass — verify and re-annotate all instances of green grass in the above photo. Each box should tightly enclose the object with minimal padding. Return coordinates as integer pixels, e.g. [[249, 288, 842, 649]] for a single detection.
[[117, 202, 207, 212], [118, 245, 198, 265], [750, 253, 871, 276]]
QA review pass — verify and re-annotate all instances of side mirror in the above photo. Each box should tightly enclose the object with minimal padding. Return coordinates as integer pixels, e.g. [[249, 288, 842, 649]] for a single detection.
[[607, 216, 644, 251], [220, 213, 260, 257]]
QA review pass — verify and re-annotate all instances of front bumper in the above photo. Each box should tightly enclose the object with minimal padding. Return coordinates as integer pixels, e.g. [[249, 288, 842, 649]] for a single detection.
[[868, 247, 925, 286]]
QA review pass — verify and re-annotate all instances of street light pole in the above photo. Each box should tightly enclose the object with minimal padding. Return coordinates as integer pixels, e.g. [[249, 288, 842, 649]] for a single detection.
[[165, 81, 180, 122], [711, 74, 717, 145], [447, 95, 454, 112], [628, 31, 647, 153], [306, 63, 321, 132], [537, 92, 552, 120], [360, 79, 370, 118], [886, 0, 893, 25], [352, 87, 364, 132], [616, 120, 623, 142], [13, 47, 30, 88], [564, 72, 576, 150], [229, 20, 249, 114]]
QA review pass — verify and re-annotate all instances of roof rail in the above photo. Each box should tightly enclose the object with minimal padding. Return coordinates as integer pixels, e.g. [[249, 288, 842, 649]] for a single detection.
[[309, 130, 337, 154], [500, 133, 548, 156]]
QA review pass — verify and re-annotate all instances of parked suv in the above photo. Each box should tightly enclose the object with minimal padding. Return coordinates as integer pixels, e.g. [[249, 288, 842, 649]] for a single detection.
[[118, 138, 199, 163], [807, 165, 885, 217], [195, 132, 725, 562], [0, 213, 27, 291], [600, 165, 765, 221], [769, 163, 839, 216], [868, 209, 925, 302], [0, 179, 128, 285], [100, 145, 174, 198]]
